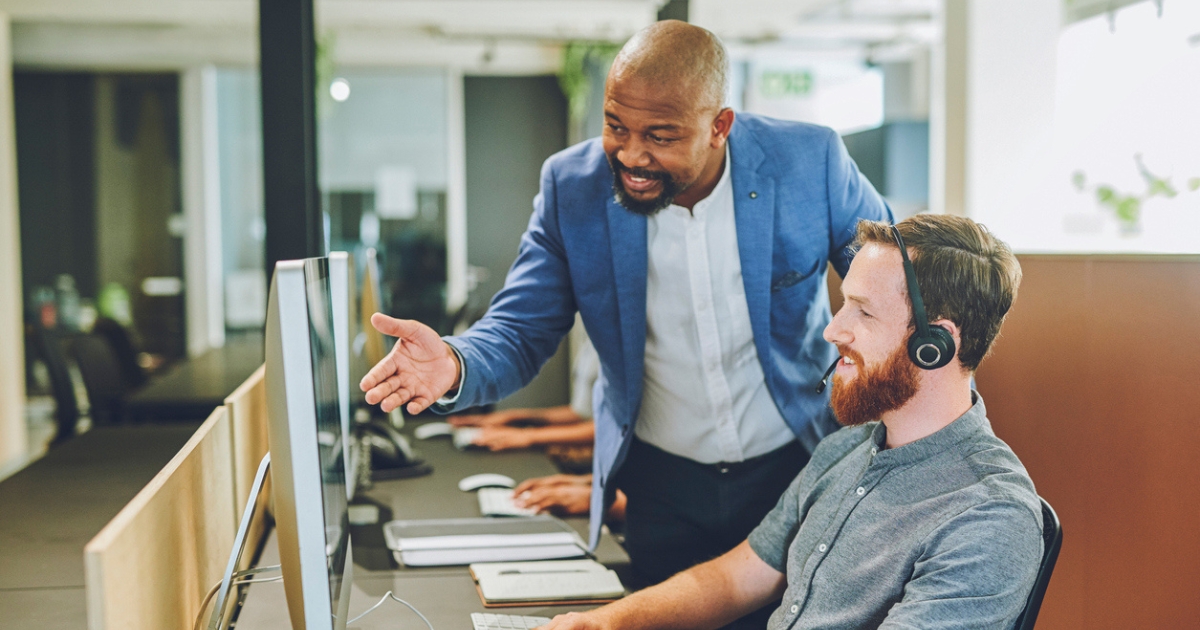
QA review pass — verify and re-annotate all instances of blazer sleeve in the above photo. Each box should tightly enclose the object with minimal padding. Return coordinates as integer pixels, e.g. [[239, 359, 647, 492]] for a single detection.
[[825, 129, 893, 278], [437, 158, 579, 411]]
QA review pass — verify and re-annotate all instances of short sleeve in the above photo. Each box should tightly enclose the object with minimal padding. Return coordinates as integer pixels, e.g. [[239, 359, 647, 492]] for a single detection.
[[747, 470, 806, 573], [878, 500, 1043, 630]]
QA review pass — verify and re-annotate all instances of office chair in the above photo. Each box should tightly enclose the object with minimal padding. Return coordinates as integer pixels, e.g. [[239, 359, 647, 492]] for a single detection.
[[1013, 496, 1063, 630], [71, 334, 131, 426], [91, 316, 149, 389], [28, 322, 81, 443]]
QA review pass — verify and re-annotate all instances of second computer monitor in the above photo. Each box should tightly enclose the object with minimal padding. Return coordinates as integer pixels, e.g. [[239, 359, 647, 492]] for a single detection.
[[265, 257, 354, 630]]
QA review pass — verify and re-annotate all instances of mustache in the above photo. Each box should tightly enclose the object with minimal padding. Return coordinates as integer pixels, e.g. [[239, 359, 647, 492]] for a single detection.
[[611, 160, 670, 182]]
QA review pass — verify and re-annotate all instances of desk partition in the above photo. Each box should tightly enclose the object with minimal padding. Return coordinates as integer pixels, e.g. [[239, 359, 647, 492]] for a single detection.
[[83, 364, 271, 630], [83, 406, 239, 630]]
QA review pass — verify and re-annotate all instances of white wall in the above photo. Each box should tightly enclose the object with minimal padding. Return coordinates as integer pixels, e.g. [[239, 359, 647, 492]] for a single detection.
[[181, 66, 225, 356], [0, 13, 28, 473]]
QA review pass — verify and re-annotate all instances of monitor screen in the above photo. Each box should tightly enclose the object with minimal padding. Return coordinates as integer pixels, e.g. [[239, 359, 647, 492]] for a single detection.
[[303, 258, 350, 615]]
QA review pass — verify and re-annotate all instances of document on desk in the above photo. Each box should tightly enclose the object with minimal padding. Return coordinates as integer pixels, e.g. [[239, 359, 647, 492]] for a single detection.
[[470, 559, 625, 607], [383, 516, 588, 567]]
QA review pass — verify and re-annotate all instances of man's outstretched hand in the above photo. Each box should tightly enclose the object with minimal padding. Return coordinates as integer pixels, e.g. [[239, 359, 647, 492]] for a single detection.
[[359, 313, 461, 415]]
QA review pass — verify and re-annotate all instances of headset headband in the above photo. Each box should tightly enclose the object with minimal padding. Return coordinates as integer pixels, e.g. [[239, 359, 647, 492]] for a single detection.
[[890, 225, 931, 338]]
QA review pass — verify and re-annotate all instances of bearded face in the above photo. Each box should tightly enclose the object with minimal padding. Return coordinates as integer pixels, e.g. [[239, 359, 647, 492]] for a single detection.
[[830, 341, 920, 427]]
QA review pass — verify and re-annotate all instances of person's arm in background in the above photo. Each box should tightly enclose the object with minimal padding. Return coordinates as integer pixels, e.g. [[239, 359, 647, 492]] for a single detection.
[[448, 405, 585, 427], [537, 542, 785, 630], [472, 420, 595, 451], [824, 128, 893, 278]]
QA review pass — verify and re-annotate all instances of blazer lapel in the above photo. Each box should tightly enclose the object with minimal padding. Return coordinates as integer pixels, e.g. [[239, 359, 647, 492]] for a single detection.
[[730, 127, 776, 367], [605, 195, 647, 423]]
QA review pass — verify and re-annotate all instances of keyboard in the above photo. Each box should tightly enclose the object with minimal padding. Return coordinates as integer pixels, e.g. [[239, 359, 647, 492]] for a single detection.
[[471, 612, 551, 629], [478, 487, 538, 517], [453, 427, 482, 450]]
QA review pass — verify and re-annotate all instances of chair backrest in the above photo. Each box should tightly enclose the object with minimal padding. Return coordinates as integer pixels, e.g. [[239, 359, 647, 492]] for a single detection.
[[91, 316, 148, 390], [1013, 496, 1063, 630], [72, 334, 130, 426], [28, 322, 80, 442]]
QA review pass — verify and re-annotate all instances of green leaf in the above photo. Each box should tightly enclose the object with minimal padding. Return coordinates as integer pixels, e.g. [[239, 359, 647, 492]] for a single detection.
[[1115, 196, 1141, 224], [1188, 177, 1200, 192], [1071, 171, 1087, 191], [1095, 186, 1116, 205], [1146, 177, 1178, 199]]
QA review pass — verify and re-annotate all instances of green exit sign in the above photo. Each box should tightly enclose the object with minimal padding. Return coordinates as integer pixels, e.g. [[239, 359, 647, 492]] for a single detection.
[[760, 71, 813, 98]]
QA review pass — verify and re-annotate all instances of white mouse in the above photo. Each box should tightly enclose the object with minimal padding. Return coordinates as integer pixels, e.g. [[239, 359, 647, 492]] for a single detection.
[[414, 422, 454, 440], [458, 473, 516, 492]]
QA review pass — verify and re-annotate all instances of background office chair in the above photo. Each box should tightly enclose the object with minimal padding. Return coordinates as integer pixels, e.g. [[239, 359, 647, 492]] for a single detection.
[[1013, 496, 1063, 630], [28, 321, 81, 443], [71, 334, 133, 426], [91, 316, 149, 389]]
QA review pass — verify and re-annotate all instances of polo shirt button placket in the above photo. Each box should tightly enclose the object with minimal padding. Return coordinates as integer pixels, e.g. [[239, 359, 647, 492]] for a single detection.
[[789, 604, 799, 614]]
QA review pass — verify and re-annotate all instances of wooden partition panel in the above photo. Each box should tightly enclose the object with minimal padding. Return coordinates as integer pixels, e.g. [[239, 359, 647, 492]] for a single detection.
[[225, 364, 270, 572], [83, 407, 237, 630], [976, 255, 1200, 629], [226, 365, 268, 512]]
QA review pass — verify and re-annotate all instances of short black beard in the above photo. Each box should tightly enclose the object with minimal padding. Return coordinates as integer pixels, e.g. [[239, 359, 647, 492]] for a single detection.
[[608, 155, 683, 217]]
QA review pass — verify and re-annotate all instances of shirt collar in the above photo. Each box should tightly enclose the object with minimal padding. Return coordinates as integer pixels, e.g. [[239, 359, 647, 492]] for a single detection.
[[869, 391, 990, 467], [668, 144, 732, 217]]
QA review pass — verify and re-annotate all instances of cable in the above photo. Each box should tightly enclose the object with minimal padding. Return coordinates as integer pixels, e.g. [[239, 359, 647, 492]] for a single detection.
[[346, 590, 436, 630], [192, 565, 282, 630]]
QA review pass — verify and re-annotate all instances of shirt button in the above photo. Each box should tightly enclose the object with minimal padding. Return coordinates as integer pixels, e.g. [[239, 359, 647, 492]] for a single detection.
[[856, 487, 865, 496], [870, 447, 878, 456], [789, 605, 799, 614], [818, 543, 827, 553]]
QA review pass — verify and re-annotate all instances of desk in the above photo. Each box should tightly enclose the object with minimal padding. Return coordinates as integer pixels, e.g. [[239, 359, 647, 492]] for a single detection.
[[126, 333, 263, 423], [236, 419, 629, 628]]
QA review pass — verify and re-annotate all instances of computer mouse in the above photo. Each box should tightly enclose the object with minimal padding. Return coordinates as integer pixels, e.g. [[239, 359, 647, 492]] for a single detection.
[[414, 422, 454, 440], [458, 473, 516, 492]]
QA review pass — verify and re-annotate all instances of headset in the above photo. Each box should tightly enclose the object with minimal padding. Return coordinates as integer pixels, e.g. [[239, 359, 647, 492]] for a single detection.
[[891, 225, 955, 370]]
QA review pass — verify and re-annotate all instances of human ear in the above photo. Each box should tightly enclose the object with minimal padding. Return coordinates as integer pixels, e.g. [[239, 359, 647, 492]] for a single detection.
[[931, 319, 961, 350], [711, 108, 735, 147]]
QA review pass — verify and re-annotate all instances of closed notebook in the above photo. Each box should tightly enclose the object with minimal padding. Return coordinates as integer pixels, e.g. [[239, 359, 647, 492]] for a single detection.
[[383, 516, 588, 567], [470, 559, 625, 607]]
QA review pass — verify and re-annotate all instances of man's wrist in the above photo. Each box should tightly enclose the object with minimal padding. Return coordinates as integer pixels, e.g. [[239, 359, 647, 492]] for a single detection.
[[446, 342, 462, 392]]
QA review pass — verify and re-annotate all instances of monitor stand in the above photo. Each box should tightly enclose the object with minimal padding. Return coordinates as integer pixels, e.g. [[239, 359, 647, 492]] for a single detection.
[[207, 453, 271, 630]]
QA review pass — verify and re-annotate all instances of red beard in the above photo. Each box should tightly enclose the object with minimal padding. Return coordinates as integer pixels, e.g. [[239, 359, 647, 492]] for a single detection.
[[830, 342, 920, 427]]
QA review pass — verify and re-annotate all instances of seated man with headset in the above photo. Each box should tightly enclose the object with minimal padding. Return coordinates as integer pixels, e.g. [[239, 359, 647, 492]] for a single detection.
[[539, 214, 1044, 630]]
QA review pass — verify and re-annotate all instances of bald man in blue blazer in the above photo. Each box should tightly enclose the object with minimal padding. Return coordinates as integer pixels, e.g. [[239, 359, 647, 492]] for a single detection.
[[362, 21, 891, 599]]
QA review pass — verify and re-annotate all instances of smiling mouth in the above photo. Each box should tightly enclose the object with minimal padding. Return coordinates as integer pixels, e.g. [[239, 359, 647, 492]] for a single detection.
[[621, 171, 663, 194]]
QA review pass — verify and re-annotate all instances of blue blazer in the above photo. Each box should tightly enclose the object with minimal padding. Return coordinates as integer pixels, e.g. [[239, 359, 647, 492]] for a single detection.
[[443, 114, 892, 548]]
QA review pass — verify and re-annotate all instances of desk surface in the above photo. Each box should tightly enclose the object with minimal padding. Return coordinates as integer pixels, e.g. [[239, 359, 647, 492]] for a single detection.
[[237, 418, 628, 628], [126, 333, 263, 422]]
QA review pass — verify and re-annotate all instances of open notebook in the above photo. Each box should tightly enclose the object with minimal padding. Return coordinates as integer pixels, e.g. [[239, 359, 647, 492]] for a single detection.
[[469, 559, 625, 607]]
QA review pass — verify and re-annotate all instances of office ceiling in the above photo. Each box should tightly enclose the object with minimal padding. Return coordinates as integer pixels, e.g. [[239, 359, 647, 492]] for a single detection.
[[4, 0, 938, 71]]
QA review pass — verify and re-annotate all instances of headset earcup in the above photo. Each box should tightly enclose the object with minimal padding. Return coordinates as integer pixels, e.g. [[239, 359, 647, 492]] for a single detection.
[[907, 325, 956, 370]]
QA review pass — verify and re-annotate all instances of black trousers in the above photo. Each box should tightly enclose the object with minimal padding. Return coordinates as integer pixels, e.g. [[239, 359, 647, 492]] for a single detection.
[[613, 437, 809, 627]]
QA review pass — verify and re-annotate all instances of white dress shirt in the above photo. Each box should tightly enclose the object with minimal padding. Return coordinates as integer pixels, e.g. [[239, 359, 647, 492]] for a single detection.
[[635, 148, 795, 464]]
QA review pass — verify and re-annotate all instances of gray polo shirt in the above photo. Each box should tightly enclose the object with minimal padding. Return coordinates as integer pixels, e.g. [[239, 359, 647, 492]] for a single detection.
[[748, 394, 1042, 630]]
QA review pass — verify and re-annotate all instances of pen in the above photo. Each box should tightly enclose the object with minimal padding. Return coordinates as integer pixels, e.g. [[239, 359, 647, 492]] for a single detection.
[[498, 569, 590, 575]]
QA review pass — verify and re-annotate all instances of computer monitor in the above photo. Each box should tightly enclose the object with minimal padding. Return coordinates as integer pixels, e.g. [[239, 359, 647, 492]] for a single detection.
[[328, 251, 357, 499], [265, 258, 354, 630]]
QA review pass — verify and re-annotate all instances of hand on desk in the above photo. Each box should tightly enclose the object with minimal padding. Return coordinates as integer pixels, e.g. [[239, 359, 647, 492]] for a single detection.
[[512, 474, 626, 522], [513, 475, 593, 515], [360, 313, 460, 414], [535, 611, 610, 630]]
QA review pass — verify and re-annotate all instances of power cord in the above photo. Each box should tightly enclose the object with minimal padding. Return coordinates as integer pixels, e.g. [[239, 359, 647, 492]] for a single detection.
[[192, 565, 282, 630], [346, 590, 436, 629]]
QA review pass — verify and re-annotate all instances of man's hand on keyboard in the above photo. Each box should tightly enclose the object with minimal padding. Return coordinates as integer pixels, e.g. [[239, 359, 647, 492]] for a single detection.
[[514, 482, 591, 516]]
